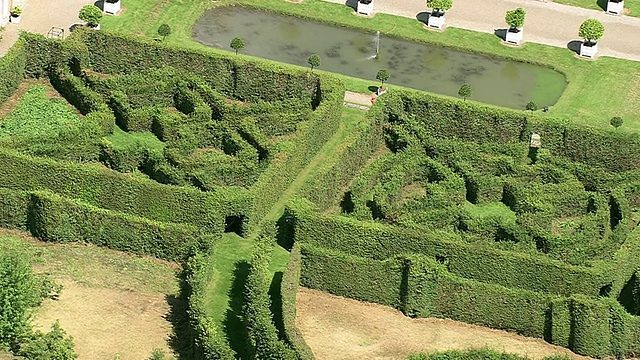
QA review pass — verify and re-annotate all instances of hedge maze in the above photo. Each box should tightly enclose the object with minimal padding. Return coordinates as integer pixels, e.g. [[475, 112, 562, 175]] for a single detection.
[[1, 26, 639, 360]]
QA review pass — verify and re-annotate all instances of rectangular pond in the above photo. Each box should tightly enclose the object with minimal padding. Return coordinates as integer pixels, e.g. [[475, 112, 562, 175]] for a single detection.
[[193, 7, 567, 109]]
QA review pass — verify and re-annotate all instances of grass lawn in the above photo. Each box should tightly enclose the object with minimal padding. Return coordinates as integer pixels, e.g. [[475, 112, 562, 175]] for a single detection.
[[105, 125, 165, 151], [554, 0, 640, 17], [102, 0, 640, 131]]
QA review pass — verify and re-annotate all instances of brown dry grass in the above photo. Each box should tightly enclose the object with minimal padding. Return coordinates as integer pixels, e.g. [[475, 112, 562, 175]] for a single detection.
[[0, 229, 180, 360], [296, 287, 592, 360], [33, 280, 174, 360]]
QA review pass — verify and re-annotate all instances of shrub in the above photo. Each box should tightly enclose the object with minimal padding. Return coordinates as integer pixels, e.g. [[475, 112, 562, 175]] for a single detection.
[[78, 5, 103, 27], [579, 19, 604, 44], [525, 100, 537, 112], [611, 116, 623, 129], [0, 244, 41, 349], [16, 321, 77, 360]]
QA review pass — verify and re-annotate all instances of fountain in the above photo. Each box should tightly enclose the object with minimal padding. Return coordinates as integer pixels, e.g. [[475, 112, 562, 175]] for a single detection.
[[374, 31, 380, 60]]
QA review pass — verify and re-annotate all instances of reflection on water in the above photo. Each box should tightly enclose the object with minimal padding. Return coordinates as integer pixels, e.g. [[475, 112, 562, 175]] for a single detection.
[[192, 7, 566, 109]]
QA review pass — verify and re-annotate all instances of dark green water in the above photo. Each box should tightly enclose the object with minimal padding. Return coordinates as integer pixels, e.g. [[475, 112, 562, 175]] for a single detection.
[[192, 7, 567, 109]]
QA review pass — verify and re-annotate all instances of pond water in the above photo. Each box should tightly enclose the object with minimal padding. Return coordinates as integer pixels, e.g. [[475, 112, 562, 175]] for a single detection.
[[193, 7, 567, 109]]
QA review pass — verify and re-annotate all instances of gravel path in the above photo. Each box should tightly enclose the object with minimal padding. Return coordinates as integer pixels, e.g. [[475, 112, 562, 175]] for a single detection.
[[0, 0, 88, 56], [325, 0, 640, 61]]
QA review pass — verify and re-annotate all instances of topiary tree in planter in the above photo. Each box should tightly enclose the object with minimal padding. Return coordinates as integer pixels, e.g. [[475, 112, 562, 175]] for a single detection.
[[79, 5, 103, 29], [579, 18, 605, 46], [307, 54, 320, 72], [578, 18, 604, 58], [230, 37, 245, 55], [376, 68, 389, 87], [458, 83, 471, 101], [504, 8, 526, 44]]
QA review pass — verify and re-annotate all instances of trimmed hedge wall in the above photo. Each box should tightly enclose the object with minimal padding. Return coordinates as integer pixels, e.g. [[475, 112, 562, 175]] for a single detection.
[[0, 188, 30, 231], [298, 243, 640, 358], [385, 90, 640, 172], [289, 200, 609, 297], [244, 238, 299, 359], [184, 251, 236, 360], [80, 31, 318, 103], [280, 245, 315, 360], [28, 190, 213, 261], [0, 147, 251, 232], [0, 39, 26, 104]]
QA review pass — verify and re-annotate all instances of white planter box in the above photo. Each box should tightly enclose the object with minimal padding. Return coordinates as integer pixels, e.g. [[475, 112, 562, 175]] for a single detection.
[[607, 0, 624, 14], [103, 0, 121, 14], [356, 0, 373, 15], [10, 15, 21, 23], [580, 42, 598, 58], [505, 28, 523, 45], [427, 13, 445, 29]]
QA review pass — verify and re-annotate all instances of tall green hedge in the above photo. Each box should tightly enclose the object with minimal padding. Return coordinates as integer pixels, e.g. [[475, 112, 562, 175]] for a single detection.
[[280, 245, 315, 360], [384, 90, 640, 172], [244, 238, 299, 359], [297, 242, 640, 358], [80, 31, 317, 103], [0, 39, 26, 104], [289, 201, 609, 297], [28, 190, 213, 261], [0, 147, 251, 232], [0, 188, 30, 230], [183, 251, 236, 360]]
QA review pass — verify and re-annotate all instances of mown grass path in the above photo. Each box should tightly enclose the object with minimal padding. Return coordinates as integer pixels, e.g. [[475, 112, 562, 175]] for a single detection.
[[203, 106, 368, 356]]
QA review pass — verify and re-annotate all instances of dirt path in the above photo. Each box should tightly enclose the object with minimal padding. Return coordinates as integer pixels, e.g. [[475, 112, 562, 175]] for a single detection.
[[33, 279, 174, 360], [324, 0, 640, 62], [296, 287, 591, 360]]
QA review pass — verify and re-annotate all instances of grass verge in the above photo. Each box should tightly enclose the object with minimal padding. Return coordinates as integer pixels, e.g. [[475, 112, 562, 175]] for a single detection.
[[553, 0, 640, 17]]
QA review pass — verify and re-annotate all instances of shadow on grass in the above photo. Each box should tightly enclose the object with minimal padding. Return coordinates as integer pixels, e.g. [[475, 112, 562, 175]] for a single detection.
[[368, 85, 379, 93], [223, 261, 251, 359], [269, 271, 287, 340], [166, 274, 192, 359]]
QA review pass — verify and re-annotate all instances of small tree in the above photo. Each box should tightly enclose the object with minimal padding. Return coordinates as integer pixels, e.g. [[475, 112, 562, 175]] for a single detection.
[[505, 8, 526, 30], [230, 37, 245, 55], [458, 83, 471, 101], [427, 0, 453, 14], [307, 54, 320, 72], [79, 5, 103, 28], [0, 247, 40, 349], [610, 116, 623, 129], [158, 24, 171, 42], [525, 101, 538, 112], [579, 19, 605, 45], [376, 68, 390, 88]]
